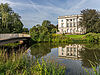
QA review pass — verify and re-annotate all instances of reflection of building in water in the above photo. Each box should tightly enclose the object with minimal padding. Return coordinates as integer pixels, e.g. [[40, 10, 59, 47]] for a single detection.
[[58, 44, 84, 60]]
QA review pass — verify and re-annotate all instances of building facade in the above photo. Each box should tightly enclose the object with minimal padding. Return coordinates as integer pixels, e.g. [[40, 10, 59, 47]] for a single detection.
[[58, 15, 86, 34]]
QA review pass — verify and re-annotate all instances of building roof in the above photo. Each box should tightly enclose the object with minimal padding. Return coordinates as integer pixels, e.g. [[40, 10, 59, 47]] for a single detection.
[[58, 14, 82, 19]]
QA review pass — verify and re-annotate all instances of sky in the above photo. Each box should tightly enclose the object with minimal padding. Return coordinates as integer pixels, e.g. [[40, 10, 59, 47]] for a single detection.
[[0, 0, 100, 29]]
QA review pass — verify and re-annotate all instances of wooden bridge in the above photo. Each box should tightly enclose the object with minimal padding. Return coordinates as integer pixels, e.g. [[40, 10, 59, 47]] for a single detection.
[[0, 34, 31, 45]]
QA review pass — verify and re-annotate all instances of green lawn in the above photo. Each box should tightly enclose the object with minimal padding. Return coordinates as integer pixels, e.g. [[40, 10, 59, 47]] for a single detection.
[[65, 35, 85, 39]]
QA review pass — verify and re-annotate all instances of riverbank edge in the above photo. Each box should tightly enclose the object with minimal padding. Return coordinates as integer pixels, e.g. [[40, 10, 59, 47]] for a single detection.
[[30, 33, 100, 44]]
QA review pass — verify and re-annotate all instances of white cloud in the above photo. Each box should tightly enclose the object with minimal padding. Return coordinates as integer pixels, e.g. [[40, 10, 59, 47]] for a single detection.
[[1, 0, 100, 28]]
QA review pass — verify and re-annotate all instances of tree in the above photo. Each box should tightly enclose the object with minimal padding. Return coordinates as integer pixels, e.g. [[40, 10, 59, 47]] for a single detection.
[[94, 20, 100, 33], [0, 3, 23, 33], [80, 9, 100, 33], [11, 13, 23, 33], [30, 26, 39, 41], [29, 20, 57, 42], [42, 20, 51, 27], [30, 43, 51, 58], [22, 27, 29, 34]]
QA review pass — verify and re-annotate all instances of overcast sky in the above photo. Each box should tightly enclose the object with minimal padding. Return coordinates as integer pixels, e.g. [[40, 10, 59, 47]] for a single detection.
[[1, 0, 100, 28]]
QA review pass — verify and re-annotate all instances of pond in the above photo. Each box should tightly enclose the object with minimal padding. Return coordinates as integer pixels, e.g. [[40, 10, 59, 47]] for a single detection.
[[0, 43, 100, 75]]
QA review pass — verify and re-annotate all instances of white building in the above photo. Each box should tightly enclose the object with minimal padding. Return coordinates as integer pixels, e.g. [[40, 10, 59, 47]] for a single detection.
[[57, 15, 86, 34]]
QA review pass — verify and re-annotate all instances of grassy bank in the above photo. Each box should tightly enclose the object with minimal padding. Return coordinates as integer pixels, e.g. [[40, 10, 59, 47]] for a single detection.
[[65, 34, 85, 38], [30, 33, 100, 43], [51, 33, 100, 43]]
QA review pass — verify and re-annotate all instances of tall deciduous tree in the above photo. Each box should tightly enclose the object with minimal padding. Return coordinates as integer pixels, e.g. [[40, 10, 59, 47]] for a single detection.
[[30, 20, 57, 42], [0, 3, 23, 33], [80, 9, 100, 33]]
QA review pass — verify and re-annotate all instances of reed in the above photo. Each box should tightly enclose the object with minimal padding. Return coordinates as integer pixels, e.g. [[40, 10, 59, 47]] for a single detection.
[[0, 49, 66, 75], [84, 52, 100, 75]]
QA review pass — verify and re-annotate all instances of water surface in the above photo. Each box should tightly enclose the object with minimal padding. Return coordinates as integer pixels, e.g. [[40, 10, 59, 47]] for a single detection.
[[28, 43, 100, 75], [0, 43, 100, 75]]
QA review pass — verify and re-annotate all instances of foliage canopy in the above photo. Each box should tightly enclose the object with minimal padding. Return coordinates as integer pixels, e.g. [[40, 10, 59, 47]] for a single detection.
[[0, 3, 23, 33], [80, 9, 100, 33], [30, 20, 57, 42]]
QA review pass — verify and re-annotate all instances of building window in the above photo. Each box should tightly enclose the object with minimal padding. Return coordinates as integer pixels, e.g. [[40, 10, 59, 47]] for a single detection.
[[67, 47, 69, 51], [70, 29, 72, 33], [74, 48, 76, 52], [71, 53, 72, 56], [70, 19, 72, 21], [70, 23, 72, 27], [67, 23, 69, 27], [67, 29, 69, 33], [73, 22, 75, 27], [61, 20, 63, 22], [66, 19, 69, 21], [70, 48, 72, 51], [73, 19, 75, 21], [73, 29, 76, 33], [61, 23, 64, 27], [79, 18, 82, 21]]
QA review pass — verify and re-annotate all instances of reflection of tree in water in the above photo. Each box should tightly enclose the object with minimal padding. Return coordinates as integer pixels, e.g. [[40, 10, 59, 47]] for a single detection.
[[30, 43, 100, 68], [30, 43, 51, 58], [80, 44, 100, 68], [30, 43, 67, 58]]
